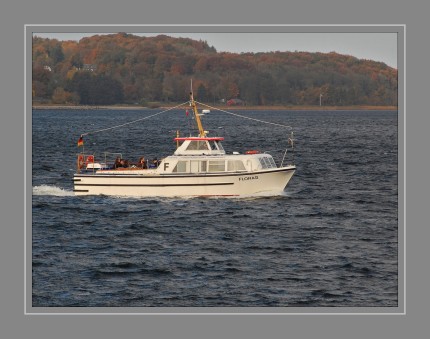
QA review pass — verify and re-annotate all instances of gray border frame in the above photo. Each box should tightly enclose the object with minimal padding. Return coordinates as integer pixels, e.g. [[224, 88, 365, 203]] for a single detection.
[[26, 25, 404, 315]]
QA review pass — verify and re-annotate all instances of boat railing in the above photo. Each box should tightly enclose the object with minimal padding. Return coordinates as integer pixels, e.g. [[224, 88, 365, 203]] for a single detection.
[[258, 133, 295, 168], [263, 147, 294, 168], [79, 152, 159, 173], [281, 132, 296, 167], [77, 152, 123, 174], [102, 152, 123, 167], [76, 153, 97, 174]]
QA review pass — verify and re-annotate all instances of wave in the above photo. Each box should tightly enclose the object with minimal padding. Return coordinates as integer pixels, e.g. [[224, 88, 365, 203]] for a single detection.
[[100, 190, 289, 201], [32, 185, 74, 196]]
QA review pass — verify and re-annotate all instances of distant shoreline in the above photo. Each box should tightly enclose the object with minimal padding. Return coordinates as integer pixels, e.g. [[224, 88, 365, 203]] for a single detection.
[[32, 104, 398, 111]]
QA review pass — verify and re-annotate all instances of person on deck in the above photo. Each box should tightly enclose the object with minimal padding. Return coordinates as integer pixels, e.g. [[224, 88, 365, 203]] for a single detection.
[[153, 158, 160, 168], [149, 158, 158, 168], [114, 157, 121, 169], [138, 157, 147, 169]]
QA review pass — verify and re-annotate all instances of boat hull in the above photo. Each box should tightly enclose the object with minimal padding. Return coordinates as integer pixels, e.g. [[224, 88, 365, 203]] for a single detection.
[[73, 166, 295, 197]]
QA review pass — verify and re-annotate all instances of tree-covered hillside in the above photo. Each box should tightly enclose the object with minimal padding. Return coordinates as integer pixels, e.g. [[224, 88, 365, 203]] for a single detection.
[[32, 33, 397, 106]]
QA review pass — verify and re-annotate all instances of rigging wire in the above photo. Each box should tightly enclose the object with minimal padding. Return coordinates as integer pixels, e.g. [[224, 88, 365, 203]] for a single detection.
[[78, 99, 293, 139], [75, 98, 295, 165], [194, 101, 293, 130], [194, 101, 295, 166], [79, 101, 190, 137]]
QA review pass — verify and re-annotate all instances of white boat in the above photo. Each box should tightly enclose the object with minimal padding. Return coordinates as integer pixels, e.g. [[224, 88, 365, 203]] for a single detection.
[[73, 91, 296, 197]]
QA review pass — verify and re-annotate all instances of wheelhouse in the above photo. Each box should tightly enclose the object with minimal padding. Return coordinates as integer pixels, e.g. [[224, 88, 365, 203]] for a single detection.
[[173, 137, 225, 156]]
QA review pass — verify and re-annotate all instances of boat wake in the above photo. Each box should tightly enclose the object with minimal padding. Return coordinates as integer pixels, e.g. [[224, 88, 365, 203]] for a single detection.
[[31, 186, 291, 199], [95, 191, 290, 201], [227, 190, 291, 200], [32, 185, 74, 196]]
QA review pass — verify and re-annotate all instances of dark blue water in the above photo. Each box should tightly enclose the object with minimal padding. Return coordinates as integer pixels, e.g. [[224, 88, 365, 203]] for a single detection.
[[32, 108, 398, 307]]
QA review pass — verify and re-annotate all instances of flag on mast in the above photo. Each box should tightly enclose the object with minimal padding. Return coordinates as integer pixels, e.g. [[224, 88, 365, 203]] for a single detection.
[[77, 135, 84, 147]]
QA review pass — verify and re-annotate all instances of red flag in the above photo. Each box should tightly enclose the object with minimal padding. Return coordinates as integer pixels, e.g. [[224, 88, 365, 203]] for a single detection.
[[186, 110, 189, 116], [77, 135, 84, 147]]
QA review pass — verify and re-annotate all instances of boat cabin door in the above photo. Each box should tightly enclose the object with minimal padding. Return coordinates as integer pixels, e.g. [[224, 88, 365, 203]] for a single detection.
[[246, 159, 253, 171]]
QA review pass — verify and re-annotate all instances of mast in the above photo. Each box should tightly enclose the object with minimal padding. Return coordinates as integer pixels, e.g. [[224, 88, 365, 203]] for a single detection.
[[189, 80, 206, 137]]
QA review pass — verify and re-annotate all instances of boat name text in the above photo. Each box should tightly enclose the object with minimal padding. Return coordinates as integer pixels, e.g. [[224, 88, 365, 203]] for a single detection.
[[239, 175, 259, 181]]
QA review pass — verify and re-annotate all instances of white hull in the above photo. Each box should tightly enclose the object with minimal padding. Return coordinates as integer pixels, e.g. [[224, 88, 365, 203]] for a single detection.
[[73, 166, 295, 197]]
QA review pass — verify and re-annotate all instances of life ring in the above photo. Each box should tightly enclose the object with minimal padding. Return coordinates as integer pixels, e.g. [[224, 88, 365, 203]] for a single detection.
[[77, 154, 85, 169], [85, 155, 94, 165], [245, 150, 260, 154]]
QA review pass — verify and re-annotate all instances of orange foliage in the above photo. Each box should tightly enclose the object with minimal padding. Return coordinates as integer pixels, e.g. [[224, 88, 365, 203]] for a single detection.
[[32, 34, 398, 106]]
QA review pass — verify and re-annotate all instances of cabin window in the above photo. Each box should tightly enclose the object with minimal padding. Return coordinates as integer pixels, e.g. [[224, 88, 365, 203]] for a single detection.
[[215, 141, 224, 151], [227, 160, 246, 171], [200, 160, 207, 172], [186, 141, 209, 151], [172, 160, 188, 173], [208, 160, 225, 172], [210, 141, 223, 151], [259, 158, 267, 169], [259, 157, 276, 169]]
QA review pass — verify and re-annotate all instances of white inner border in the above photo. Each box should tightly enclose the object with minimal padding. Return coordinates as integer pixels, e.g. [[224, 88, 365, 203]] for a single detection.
[[25, 24, 405, 315]]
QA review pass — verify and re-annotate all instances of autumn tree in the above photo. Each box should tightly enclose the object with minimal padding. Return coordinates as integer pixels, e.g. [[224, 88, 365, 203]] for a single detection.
[[32, 34, 398, 106]]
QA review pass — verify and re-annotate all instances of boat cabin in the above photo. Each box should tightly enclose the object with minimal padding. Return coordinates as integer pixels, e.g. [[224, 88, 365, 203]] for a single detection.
[[163, 153, 276, 174]]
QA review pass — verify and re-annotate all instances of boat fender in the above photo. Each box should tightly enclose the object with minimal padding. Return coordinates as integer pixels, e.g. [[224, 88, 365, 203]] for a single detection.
[[77, 155, 85, 169], [245, 150, 260, 154]]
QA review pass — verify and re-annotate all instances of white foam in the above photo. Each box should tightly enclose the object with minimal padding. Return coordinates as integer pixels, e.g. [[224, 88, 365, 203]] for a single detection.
[[198, 190, 288, 200], [32, 185, 74, 196]]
